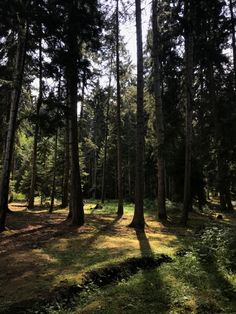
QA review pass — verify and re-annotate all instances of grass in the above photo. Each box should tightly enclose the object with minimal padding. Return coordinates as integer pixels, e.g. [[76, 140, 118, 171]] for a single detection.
[[0, 199, 236, 313]]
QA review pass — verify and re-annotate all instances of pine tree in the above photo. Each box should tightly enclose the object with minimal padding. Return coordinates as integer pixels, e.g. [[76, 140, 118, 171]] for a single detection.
[[152, 0, 167, 220], [129, 0, 145, 229], [0, 0, 28, 231]]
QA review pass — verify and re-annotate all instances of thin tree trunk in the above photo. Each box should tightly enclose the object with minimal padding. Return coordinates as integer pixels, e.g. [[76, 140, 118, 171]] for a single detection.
[[92, 149, 97, 199], [129, 0, 145, 229], [28, 34, 43, 209], [0, 17, 27, 231], [229, 0, 236, 87], [116, 0, 123, 216], [61, 117, 69, 208], [127, 109, 133, 200], [67, 1, 84, 226], [78, 71, 85, 143], [128, 148, 132, 200], [101, 55, 113, 204], [49, 130, 58, 213], [182, 0, 194, 225], [208, 63, 233, 212], [152, 0, 167, 220]]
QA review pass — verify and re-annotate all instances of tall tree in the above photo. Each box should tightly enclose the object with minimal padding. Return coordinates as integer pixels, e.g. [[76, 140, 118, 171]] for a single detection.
[[66, 0, 84, 226], [0, 4, 28, 231], [129, 0, 145, 229], [101, 55, 113, 204], [152, 0, 167, 220], [181, 0, 194, 225], [28, 33, 43, 209], [116, 0, 123, 216]]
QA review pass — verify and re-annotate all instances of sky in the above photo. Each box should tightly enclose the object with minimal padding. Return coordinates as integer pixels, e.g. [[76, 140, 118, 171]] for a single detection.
[[31, 0, 152, 97], [120, 0, 151, 65]]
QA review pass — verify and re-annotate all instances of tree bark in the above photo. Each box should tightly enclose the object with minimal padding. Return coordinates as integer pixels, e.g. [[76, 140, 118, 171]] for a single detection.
[[28, 34, 43, 209], [152, 0, 167, 220], [61, 117, 70, 208], [129, 0, 145, 229], [49, 130, 58, 213], [116, 0, 124, 216], [66, 1, 84, 226], [181, 0, 194, 225], [0, 17, 27, 231]]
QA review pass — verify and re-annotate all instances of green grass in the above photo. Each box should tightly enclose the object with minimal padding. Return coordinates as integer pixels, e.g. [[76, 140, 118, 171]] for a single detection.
[[45, 224, 236, 314], [2, 200, 236, 314]]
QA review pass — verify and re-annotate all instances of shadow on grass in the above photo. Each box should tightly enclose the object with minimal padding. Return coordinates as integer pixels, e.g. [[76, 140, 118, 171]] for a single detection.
[[1, 202, 236, 313], [196, 247, 236, 305], [134, 229, 172, 314], [41, 215, 123, 271]]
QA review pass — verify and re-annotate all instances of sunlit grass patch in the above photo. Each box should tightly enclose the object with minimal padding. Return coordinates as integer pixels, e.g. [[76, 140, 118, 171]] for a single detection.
[[1, 200, 236, 313]]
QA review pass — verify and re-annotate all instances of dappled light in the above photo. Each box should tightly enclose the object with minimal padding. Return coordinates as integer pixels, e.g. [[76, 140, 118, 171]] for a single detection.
[[0, 200, 235, 313], [0, 0, 236, 312]]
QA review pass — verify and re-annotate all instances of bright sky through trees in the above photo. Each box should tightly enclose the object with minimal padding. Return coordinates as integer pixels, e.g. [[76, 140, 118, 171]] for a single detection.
[[120, 0, 151, 65]]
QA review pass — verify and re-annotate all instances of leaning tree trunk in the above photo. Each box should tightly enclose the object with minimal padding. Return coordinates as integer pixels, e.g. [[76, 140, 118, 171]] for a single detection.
[[0, 17, 27, 231], [66, 1, 84, 226], [129, 0, 145, 229], [116, 0, 123, 216], [152, 0, 167, 220], [28, 34, 43, 209], [182, 0, 194, 225]]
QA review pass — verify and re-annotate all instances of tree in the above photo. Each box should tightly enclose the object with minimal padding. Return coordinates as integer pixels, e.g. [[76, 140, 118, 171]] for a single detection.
[[116, 0, 123, 216], [28, 31, 43, 209], [101, 55, 113, 204], [151, 0, 167, 220], [0, 1, 28, 231], [65, 0, 84, 226], [181, 0, 194, 225], [129, 0, 145, 229]]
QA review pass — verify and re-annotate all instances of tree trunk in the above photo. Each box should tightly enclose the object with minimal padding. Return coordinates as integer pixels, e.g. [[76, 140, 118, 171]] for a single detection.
[[182, 0, 194, 225], [116, 0, 124, 216], [92, 149, 97, 199], [67, 1, 84, 226], [0, 18, 27, 231], [49, 130, 58, 213], [229, 0, 236, 87], [208, 64, 234, 212], [28, 34, 43, 209], [101, 55, 113, 204], [78, 71, 85, 143], [61, 117, 70, 208], [152, 0, 167, 220], [129, 0, 145, 229]]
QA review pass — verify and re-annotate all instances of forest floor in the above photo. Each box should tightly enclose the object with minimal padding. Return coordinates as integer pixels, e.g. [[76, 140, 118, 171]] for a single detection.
[[0, 200, 236, 314]]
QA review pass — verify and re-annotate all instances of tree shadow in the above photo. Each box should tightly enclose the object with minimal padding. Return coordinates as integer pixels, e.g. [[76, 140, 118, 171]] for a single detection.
[[134, 228, 172, 313]]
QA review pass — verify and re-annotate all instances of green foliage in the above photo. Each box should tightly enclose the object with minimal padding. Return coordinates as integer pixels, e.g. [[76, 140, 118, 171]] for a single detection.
[[195, 225, 236, 274]]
